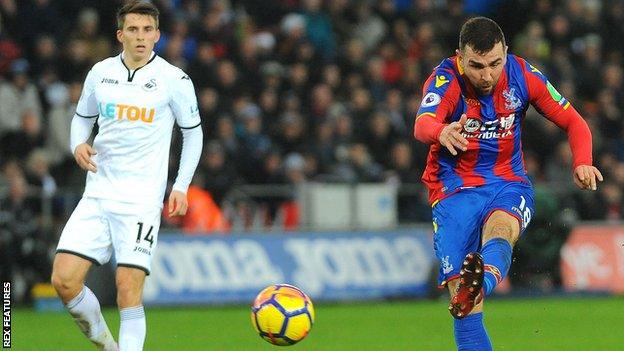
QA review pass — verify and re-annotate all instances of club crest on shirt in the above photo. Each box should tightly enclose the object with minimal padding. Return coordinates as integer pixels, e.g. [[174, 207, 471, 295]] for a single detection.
[[502, 87, 522, 110], [142, 78, 158, 92], [421, 92, 441, 107]]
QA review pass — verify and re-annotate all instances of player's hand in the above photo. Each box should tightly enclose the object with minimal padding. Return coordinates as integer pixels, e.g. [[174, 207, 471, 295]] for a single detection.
[[168, 190, 188, 217], [438, 114, 469, 156], [74, 143, 97, 173], [573, 165, 603, 191]]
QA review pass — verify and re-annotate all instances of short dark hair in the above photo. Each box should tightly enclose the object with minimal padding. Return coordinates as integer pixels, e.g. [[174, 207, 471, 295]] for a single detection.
[[459, 17, 505, 53], [117, 1, 159, 30]]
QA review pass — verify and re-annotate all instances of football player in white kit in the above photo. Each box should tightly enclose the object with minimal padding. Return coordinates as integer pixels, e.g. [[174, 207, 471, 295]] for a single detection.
[[50, 2, 203, 350]]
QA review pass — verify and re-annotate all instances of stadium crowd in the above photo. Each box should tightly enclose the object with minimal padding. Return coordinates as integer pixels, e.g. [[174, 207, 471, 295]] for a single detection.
[[1, 0, 624, 300]]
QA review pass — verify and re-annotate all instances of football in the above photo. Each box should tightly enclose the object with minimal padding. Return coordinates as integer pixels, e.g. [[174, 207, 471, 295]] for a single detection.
[[250, 284, 315, 346]]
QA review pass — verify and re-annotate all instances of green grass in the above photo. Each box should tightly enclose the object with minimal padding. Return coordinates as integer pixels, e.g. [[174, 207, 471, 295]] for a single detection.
[[11, 296, 624, 350]]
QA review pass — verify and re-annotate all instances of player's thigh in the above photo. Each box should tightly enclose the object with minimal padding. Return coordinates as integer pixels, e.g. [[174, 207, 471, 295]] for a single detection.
[[56, 197, 114, 266], [432, 189, 488, 286], [104, 200, 161, 275], [482, 182, 535, 243]]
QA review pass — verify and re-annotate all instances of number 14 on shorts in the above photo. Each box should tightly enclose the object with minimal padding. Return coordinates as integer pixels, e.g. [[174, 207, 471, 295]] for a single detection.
[[134, 222, 154, 250]]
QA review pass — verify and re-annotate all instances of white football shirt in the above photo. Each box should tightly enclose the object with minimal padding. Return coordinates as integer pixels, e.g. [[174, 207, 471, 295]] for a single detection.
[[75, 52, 201, 206]]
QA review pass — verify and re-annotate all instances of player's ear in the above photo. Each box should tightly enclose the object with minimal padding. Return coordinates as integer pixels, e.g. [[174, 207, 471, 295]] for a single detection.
[[154, 29, 161, 43], [116, 29, 123, 43]]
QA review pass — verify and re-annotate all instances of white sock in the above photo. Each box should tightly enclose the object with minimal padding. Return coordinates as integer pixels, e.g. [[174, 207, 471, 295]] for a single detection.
[[66, 286, 118, 351], [119, 305, 146, 351]]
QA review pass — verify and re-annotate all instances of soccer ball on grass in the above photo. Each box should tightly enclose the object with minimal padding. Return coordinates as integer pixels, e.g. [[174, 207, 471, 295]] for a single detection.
[[250, 284, 315, 346]]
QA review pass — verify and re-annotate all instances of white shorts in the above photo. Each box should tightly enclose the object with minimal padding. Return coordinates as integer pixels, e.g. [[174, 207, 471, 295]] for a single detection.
[[56, 197, 161, 275]]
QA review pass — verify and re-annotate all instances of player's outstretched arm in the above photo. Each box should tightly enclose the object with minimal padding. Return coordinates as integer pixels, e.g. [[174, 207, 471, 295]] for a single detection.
[[573, 165, 603, 191], [438, 114, 468, 156], [168, 126, 202, 217]]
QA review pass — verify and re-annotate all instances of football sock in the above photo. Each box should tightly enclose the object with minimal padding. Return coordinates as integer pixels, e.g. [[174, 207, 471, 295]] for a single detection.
[[66, 286, 118, 351], [453, 312, 492, 351], [481, 237, 513, 296], [119, 305, 146, 351]]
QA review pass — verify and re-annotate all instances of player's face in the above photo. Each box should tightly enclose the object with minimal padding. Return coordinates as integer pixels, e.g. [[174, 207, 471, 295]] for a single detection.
[[457, 42, 507, 95], [116, 14, 160, 64]]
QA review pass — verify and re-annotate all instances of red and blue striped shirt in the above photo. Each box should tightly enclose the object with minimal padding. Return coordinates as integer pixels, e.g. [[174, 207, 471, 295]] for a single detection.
[[414, 54, 592, 204]]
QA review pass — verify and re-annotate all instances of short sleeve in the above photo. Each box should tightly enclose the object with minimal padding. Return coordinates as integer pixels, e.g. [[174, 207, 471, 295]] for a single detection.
[[75, 68, 99, 118], [169, 71, 201, 129]]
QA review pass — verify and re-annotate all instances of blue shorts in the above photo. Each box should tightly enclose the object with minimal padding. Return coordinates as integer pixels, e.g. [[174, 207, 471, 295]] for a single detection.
[[432, 181, 534, 287]]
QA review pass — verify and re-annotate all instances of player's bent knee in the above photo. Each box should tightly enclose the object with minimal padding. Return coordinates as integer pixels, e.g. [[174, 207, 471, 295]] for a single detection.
[[51, 271, 82, 301], [483, 211, 520, 244], [51, 253, 92, 300]]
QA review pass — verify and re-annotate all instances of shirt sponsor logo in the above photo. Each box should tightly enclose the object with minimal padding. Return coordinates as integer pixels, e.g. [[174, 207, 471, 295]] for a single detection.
[[464, 118, 482, 133], [421, 92, 441, 107], [98, 102, 155, 123], [101, 78, 119, 85], [462, 113, 515, 140]]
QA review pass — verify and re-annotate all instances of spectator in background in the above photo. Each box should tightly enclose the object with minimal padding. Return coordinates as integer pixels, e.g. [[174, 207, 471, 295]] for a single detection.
[[385, 140, 430, 223], [237, 104, 272, 182], [155, 14, 197, 62], [0, 59, 42, 133], [366, 110, 399, 168], [214, 115, 239, 160], [258, 87, 281, 124], [197, 140, 239, 206], [187, 41, 217, 90], [284, 152, 306, 185], [351, 1, 386, 54], [197, 87, 222, 134], [302, 0, 336, 62], [0, 175, 47, 303], [57, 38, 92, 83], [30, 34, 60, 87], [0, 109, 45, 162], [0, 24, 21, 76], [46, 82, 80, 163], [74, 7, 111, 63], [274, 112, 307, 155], [332, 142, 383, 183], [25, 148, 57, 198], [16, 0, 63, 50]]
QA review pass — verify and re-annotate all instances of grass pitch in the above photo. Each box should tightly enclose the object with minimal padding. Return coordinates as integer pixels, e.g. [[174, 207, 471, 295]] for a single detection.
[[12, 296, 623, 350]]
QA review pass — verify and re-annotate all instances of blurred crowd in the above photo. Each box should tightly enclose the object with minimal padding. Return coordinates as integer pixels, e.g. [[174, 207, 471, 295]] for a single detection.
[[1, 0, 624, 299]]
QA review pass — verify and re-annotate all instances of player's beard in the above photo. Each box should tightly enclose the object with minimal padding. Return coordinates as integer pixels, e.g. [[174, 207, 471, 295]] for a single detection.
[[477, 85, 493, 95]]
